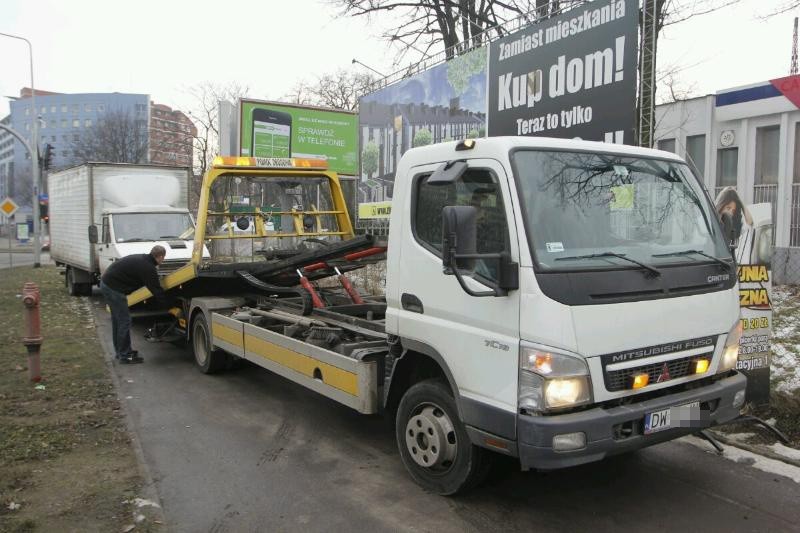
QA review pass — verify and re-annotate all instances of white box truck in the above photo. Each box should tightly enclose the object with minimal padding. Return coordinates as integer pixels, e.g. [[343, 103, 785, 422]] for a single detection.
[[48, 162, 202, 295], [131, 140, 747, 495]]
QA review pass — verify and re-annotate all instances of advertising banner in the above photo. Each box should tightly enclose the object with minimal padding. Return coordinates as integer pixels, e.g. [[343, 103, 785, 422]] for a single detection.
[[487, 0, 638, 143], [358, 47, 488, 203], [716, 189, 773, 405], [239, 100, 359, 175], [358, 201, 392, 219]]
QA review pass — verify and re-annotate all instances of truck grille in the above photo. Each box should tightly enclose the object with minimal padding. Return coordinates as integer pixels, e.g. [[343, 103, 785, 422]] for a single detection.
[[600, 335, 718, 392], [604, 355, 697, 392]]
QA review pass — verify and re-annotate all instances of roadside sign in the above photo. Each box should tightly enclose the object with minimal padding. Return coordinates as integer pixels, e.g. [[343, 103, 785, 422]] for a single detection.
[[1, 197, 19, 217], [17, 222, 29, 241]]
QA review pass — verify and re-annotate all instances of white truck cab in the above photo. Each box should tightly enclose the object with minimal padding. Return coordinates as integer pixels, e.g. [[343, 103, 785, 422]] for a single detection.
[[384, 136, 745, 480], [97, 206, 201, 275]]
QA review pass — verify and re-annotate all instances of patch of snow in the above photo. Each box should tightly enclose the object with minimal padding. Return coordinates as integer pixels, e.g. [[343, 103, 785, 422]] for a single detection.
[[719, 432, 757, 443], [769, 443, 800, 462], [683, 436, 800, 483], [132, 497, 160, 508]]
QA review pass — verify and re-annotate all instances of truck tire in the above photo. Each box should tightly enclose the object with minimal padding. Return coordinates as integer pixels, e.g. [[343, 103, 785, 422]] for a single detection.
[[191, 314, 226, 374], [395, 379, 492, 495], [66, 267, 91, 297]]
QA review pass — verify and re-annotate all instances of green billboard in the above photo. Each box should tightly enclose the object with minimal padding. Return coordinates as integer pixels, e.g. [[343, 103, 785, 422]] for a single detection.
[[239, 100, 359, 175]]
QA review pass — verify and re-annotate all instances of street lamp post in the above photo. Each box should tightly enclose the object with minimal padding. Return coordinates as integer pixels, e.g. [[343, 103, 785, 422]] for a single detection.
[[0, 32, 41, 267]]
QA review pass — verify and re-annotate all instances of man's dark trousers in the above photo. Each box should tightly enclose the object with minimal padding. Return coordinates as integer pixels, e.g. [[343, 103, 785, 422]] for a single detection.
[[100, 281, 132, 358]]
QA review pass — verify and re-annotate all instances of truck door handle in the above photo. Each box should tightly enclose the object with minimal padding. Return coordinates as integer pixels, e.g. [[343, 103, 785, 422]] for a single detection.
[[401, 293, 424, 314]]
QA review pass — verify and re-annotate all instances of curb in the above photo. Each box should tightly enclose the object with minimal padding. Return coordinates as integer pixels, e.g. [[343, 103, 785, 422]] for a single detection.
[[88, 296, 168, 528], [707, 430, 800, 468]]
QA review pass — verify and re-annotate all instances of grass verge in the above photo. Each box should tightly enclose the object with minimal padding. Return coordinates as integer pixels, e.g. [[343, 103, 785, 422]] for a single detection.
[[0, 266, 160, 532]]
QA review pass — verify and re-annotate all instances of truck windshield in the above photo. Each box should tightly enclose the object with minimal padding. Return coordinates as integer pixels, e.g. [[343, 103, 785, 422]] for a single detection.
[[511, 150, 729, 271], [114, 213, 194, 243]]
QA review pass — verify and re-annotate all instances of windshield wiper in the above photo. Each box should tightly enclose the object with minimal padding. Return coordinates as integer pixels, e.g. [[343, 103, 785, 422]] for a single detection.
[[555, 252, 661, 277], [652, 249, 732, 270], [158, 235, 181, 239], [118, 238, 148, 243]]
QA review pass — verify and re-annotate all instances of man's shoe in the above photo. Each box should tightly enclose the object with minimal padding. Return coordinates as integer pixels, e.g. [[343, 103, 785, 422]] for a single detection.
[[119, 354, 144, 364]]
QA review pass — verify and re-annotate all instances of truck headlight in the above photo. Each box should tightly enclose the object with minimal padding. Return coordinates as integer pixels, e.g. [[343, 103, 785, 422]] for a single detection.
[[718, 319, 742, 373], [519, 343, 592, 412]]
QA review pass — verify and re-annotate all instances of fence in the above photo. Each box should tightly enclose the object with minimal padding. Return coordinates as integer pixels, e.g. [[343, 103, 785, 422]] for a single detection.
[[355, 218, 390, 237], [791, 184, 800, 248], [753, 184, 778, 245]]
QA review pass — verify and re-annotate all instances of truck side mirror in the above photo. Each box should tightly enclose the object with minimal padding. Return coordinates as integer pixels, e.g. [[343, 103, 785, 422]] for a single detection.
[[442, 205, 519, 297], [442, 205, 477, 272], [88, 225, 98, 244]]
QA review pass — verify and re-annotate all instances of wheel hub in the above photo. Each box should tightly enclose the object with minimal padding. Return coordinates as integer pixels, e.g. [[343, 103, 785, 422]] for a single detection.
[[193, 324, 208, 365], [404, 404, 457, 469]]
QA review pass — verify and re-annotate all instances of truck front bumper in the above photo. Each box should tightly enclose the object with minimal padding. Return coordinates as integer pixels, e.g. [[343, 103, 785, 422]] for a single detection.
[[517, 372, 746, 470]]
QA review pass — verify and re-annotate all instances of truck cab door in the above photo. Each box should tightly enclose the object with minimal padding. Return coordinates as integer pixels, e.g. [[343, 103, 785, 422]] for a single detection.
[[396, 158, 521, 432], [97, 215, 115, 275]]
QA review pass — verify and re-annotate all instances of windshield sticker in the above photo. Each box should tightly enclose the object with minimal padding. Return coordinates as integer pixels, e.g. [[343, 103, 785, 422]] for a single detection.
[[610, 184, 634, 211], [546, 242, 565, 253]]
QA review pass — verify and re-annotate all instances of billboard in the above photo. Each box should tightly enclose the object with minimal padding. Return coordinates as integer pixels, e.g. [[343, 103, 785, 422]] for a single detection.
[[358, 47, 488, 202], [239, 99, 359, 175], [716, 190, 774, 405], [356, 0, 639, 206], [487, 0, 638, 143]]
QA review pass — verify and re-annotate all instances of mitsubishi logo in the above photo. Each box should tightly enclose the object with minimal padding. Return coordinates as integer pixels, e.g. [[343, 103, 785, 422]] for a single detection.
[[656, 363, 671, 383]]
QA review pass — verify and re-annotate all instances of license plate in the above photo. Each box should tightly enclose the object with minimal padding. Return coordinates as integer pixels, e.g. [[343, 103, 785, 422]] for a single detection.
[[644, 401, 700, 435]]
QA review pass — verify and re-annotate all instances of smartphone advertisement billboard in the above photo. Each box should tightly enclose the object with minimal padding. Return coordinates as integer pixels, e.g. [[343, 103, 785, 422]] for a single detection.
[[239, 100, 359, 175]]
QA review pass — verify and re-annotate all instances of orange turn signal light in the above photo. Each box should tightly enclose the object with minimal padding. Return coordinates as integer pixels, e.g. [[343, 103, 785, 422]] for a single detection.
[[691, 359, 710, 374], [631, 373, 649, 389]]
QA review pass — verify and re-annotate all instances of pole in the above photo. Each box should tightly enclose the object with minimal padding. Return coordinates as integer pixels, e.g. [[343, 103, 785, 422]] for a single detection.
[[5, 215, 11, 268], [0, 32, 40, 267]]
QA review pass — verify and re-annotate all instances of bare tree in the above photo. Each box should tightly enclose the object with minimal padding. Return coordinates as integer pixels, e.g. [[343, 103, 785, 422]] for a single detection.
[[333, 0, 564, 63], [185, 82, 250, 200], [70, 110, 148, 165], [283, 70, 377, 111], [335, 1, 741, 65]]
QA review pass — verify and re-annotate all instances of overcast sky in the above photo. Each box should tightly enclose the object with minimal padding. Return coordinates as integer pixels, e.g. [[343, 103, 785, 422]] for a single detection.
[[0, 0, 796, 117]]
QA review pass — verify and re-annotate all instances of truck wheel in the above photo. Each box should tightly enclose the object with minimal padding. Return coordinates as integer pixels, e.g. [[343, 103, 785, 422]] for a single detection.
[[66, 267, 92, 296], [191, 314, 225, 374], [395, 379, 492, 495]]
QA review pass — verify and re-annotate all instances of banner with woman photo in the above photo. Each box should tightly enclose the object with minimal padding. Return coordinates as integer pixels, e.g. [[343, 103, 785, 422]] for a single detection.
[[716, 187, 773, 405]]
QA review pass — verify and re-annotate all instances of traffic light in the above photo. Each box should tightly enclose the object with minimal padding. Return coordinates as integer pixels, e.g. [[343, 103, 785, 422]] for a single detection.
[[42, 143, 54, 171], [39, 197, 48, 224]]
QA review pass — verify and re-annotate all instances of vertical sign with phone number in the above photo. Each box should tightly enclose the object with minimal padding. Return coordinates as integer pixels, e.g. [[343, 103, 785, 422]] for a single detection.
[[239, 100, 359, 175]]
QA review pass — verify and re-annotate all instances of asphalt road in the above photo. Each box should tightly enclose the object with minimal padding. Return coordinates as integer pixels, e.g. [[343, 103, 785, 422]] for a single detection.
[[87, 292, 800, 533]]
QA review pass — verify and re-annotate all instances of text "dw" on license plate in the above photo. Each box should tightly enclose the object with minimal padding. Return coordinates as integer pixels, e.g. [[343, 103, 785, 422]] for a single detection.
[[644, 401, 700, 435]]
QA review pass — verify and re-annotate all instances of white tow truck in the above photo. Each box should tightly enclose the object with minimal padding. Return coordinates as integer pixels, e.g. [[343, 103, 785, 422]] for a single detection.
[[135, 138, 746, 494]]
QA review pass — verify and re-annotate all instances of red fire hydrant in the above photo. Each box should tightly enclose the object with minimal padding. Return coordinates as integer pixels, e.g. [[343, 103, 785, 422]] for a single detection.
[[21, 282, 43, 383]]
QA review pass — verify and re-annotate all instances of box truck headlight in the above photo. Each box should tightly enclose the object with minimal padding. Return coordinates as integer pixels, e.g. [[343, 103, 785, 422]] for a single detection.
[[519, 343, 591, 412], [718, 320, 742, 373]]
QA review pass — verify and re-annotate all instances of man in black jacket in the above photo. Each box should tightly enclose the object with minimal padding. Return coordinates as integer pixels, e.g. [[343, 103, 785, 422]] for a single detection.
[[100, 245, 167, 364]]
